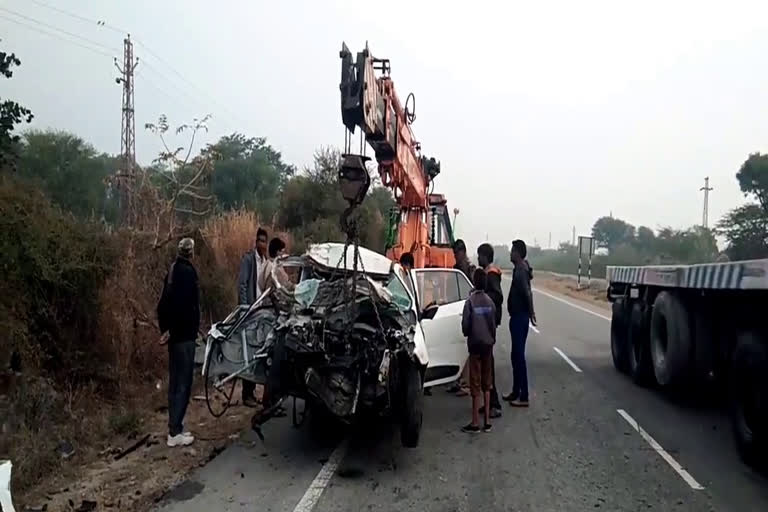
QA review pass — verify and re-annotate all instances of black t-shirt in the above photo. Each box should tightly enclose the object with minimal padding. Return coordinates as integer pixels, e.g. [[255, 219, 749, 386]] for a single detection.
[[507, 263, 532, 316]]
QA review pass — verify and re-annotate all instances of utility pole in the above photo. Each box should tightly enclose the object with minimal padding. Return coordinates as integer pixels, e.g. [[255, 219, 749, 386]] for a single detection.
[[548, 232, 552, 249], [115, 35, 139, 226], [700, 176, 713, 228], [572, 226, 576, 247]]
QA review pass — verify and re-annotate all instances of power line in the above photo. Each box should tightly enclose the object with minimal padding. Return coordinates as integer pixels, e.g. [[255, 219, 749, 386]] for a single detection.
[[0, 6, 119, 54], [26, 0, 128, 35], [140, 61, 212, 114], [19, 0, 248, 129], [0, 14, 113, 58]]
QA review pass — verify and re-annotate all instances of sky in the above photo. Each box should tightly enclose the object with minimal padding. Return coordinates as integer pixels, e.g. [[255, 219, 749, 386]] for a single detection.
[[4, 0, 768, 253]]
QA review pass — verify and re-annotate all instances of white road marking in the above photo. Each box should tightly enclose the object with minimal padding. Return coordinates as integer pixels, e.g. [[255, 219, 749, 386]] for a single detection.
[[292, 440, 348, 512], [553, 346, 582, 373], [616, 409, 705, 491], [529, 322, 540, 334], [533, 287, 611, 321]]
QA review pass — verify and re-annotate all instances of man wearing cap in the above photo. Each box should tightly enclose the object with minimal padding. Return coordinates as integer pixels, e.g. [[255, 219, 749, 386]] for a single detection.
[[157, 237, 200, 447]]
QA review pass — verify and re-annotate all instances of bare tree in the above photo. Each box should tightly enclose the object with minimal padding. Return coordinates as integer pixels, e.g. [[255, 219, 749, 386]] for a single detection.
[[143, 114, 217, 247]]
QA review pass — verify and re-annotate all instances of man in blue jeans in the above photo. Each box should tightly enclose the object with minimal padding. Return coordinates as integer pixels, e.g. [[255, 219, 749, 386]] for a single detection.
[[505, 239, 536, 407], [157, 238, 200, 447]]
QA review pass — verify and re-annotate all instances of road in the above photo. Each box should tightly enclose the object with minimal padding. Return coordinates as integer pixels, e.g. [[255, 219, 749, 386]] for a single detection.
[[155, 281, 768, 512]]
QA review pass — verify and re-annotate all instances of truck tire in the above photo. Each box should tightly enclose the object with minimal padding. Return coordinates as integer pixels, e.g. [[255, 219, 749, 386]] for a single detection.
[[650, 292, 692, 387], [611, 299, 630, 374], [730, 332, 768, 467], [628, 301, 653, 385], [400, 361, 423, 448]]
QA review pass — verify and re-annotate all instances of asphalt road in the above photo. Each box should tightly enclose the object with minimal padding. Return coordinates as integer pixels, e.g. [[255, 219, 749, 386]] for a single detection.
[[155, 281, 768, 512]]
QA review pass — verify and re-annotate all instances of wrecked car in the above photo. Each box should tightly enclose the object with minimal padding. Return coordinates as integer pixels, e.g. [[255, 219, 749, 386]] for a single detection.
[[201, 242, 471, 447]]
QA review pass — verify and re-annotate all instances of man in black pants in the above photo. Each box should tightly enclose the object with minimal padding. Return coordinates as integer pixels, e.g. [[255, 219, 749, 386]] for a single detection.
[[157, 238, 200, 447], [477, 243, 504, 418]]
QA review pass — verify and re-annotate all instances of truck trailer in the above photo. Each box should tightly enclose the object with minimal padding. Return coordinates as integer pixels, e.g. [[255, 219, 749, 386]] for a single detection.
[[607, 259, 768, 466]]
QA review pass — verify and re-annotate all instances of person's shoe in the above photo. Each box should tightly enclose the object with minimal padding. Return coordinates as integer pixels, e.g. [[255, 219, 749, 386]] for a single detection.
[[489, 407, 502, 419], [454, 387, 469, 397], [447, 383, 461, 393], [243, 396, 260, 408], [461, 423, 481, 434], [502, 392, 519, 402], [167, 432, 194, 447], [509, 399, 530, 407], [483, 423, 493, 433]]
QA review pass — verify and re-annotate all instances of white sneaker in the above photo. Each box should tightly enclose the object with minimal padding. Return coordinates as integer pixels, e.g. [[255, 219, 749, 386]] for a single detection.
[[167, 432, 194, 447]]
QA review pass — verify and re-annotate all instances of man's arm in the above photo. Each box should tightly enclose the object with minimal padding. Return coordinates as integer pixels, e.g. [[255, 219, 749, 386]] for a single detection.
[[517, 271, 536, 324], [237, 254, 251, 304]]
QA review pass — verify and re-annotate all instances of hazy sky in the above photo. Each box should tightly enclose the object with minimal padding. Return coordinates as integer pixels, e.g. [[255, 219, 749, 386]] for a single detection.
[[5, 0, 768, 253]]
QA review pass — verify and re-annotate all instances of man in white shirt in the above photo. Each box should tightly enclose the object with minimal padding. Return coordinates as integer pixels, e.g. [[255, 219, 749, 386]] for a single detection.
[[237, 227, 269, 406]]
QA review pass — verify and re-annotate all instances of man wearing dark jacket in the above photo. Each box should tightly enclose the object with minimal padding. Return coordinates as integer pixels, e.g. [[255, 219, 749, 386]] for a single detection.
[[461, 269, 496, 433], [450, 239, 475, 396], [506, 240, 536, 407], [477, 243, 503, 418], [158, 238, 200, 447]]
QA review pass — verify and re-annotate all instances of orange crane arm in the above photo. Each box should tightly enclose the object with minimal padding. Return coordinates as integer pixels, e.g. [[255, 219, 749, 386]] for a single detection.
[[340, 43, 453, 268]]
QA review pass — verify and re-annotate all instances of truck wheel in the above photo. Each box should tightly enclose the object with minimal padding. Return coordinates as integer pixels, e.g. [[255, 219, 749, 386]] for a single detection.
[[628, 301, 653, 385], [730, 332, 768, 467], [611, 299, 630, 374], [400, 361, 423, 448], [650, 292, 692, 387]]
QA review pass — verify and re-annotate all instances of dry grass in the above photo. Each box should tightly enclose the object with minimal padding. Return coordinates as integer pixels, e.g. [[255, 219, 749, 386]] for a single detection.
[[534, 273, 610, 309]]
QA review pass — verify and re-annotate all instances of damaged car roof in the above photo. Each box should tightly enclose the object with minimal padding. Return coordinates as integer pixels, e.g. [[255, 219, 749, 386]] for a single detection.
[[307, 243, 393, 278]]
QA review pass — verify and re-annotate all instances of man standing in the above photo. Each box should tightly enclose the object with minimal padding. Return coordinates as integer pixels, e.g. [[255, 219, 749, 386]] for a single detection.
[[477, 243, 503, 418], [238, 227, 269, 407], [506, 239, 536, 407], [452, 239, 475, 280], [157, 238, 200, 447], [450, 239, 474, 396]]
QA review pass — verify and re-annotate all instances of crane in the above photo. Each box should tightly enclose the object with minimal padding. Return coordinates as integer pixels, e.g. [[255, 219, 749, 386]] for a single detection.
[[339, 42, 456, 269]]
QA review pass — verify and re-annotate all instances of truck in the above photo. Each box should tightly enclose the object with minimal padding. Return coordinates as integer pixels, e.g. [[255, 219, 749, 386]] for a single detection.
[[606, 260, 768, 466]]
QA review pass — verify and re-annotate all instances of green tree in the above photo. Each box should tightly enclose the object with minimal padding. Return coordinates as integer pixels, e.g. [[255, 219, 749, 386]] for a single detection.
[[16, 130, 118, 221], [635, 226, 656, 252], [718, 153, 768, 259], [1, 44, 34, 170], [717, 204, 768, 260], [205, 133, 295, 218], [592, 216, 635, 250]]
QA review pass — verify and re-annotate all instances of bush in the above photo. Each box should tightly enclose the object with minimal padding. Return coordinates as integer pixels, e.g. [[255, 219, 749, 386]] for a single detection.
[[0, 176, 117, 381]]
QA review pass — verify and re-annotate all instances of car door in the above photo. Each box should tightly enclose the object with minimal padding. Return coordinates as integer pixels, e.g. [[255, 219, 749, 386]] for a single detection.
[[412, 268, 474, 387]]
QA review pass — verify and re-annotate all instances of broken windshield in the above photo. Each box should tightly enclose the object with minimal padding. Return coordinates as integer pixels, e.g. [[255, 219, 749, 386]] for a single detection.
[[386, 271, 412, 311]]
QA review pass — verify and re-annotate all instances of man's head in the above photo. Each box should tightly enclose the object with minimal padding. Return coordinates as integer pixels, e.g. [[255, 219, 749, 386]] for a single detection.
[[472, 268, 487, 291], [399, 252, 414, 271], [268, 237, 286, 259], [477, 243, 494, 268], [178, 237, 195, 259], [453, 239, 467, 260], [256, 227, 268, 256], [511, 239, 527, 264]]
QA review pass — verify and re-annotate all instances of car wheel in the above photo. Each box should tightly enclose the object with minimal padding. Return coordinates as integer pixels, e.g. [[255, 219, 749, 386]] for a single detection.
[[400, 361, 423, 448], [731, 331, 768, 468]]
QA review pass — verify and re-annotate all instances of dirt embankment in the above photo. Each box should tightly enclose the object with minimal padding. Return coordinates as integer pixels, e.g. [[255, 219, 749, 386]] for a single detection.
[[532, 272, 610, 310], [15, 382, 254, 512]]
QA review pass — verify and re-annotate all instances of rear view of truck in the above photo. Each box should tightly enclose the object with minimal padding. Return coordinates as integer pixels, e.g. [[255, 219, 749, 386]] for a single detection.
[[607, 260, 768, 466]]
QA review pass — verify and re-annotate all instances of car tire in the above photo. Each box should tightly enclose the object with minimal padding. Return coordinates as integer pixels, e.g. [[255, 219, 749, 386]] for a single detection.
[[650, 292, 692, 387], [628, 301, 653, 386], [400, 361, 423, 448], [730, 331, 768, 468], [611, 299, 630, 374]]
